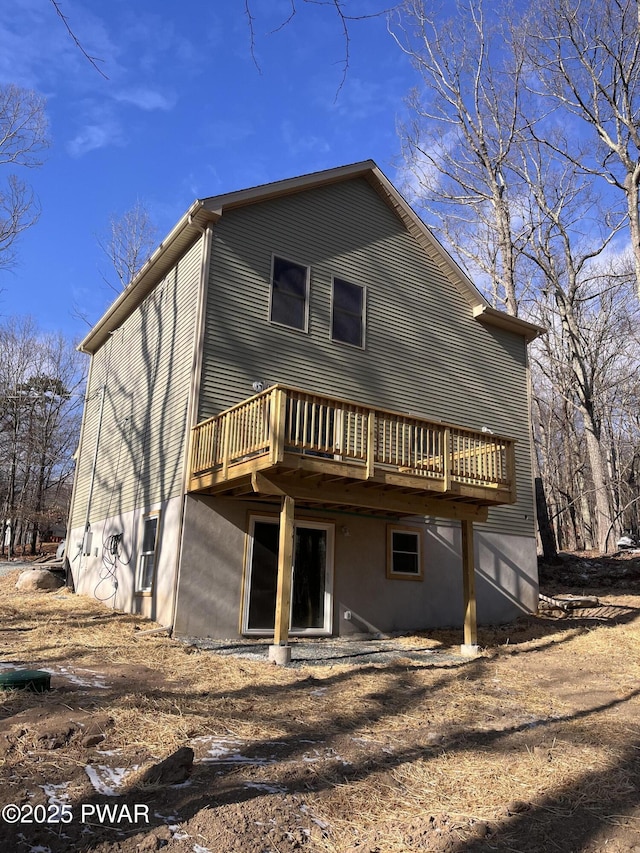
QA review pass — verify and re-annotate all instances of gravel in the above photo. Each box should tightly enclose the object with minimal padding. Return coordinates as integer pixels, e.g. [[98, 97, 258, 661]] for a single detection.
[[180, 636, 462, 668]]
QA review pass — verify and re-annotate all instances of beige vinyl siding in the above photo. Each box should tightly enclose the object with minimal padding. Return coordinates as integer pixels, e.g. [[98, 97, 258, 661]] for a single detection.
[[198, 178, 534, 537], [70, 237, 202, 530]]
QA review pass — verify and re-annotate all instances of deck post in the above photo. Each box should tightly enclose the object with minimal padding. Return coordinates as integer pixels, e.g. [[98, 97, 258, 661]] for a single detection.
[[269, 387, 287, 464], [270, 494, 295, 664], [460, 519, 479, 656], [366, 410, 376, 478], [443, 428, 451, 492], [221, 415, 231, 480]]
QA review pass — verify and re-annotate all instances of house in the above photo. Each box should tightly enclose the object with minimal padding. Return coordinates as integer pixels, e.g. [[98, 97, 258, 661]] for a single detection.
[[66, 161, 543, 661]]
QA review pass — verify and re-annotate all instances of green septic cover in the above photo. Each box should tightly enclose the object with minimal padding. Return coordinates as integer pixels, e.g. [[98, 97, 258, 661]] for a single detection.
[[0, 669, 51, 692]]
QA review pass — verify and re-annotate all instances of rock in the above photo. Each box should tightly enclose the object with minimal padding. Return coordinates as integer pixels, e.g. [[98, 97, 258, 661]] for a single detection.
[[82, 732, 106, 748], [141, 746, 194, 786], [15, 569, 64, 592], [80, 713, 114, 746]]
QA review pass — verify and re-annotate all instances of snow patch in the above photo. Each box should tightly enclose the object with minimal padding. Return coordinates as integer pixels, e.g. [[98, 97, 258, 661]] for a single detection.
[[302, 746, 350, 765], [41, 782, 71, 809], [193, 736, 275, 766], [168, 824, 190, 841], [49, 666, 108, 689], [84, 764, 137, 796]]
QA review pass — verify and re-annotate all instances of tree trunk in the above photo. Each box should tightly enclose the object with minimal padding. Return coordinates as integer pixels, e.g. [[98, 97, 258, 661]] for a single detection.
[[584, 426, 617, 554], [576, 468, 593, 550], [535, 477, 558, 560], [624, 170, 640, 301], [30, 524, 39, 556]]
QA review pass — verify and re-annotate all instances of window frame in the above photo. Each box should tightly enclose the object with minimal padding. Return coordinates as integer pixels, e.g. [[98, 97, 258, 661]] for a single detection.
[[136, 511, 161, 594], [331, 276, 366, 349], [386, 524, 423, 581], [269, 254, 310, 333]]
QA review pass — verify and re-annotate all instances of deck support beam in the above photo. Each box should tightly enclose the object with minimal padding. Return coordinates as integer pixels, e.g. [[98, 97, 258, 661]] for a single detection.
[[249, 471, 489, 522], [460, 519, 478, 656], [270, 494, 295, 664]]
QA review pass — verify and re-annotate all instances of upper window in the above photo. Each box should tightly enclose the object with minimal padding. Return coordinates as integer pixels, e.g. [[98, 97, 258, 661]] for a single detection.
[[332, 278, 365, 348], [387, 525, 423, 581], [136, 513, 160, 593], [270, 256, 309, 331]]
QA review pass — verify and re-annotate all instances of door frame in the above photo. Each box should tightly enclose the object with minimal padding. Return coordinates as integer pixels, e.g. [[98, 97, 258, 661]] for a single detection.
[[242, 514, 335, 636]]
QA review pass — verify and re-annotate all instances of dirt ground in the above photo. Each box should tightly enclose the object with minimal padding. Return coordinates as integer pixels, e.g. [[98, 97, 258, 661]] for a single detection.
[[1, 552, 639, 853]]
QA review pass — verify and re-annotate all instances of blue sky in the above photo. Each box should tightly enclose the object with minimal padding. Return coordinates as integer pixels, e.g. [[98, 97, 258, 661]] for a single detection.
[[0, 0, 416, 342]]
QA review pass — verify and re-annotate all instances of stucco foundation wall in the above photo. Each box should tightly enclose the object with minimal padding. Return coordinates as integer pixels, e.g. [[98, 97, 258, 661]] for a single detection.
[[173, 498, 539, 640], [67, 495, 183, 627], [173, 495, 249, 639], [335, 519, 538, 635]]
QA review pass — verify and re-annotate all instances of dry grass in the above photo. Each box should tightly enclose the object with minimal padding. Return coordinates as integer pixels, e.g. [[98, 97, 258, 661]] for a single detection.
[[2, 566, 640, 853]]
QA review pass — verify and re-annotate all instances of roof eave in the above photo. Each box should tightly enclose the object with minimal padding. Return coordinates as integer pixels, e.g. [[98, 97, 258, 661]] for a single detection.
[[472, 305, 546, 342], [78, 201, 220, 354]]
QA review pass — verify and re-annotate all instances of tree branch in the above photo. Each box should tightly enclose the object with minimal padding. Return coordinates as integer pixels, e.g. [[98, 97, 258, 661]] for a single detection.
[[48, 0, 108, 79]]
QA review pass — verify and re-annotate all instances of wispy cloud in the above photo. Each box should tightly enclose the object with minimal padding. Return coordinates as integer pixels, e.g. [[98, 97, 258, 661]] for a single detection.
[[2, 2, 195, 158], [67, 117, 124, 157], [0, 0, 68, 88], [113, 88, 176, 111], [0, 0, 118, 90], [394, 126, 460, 207]]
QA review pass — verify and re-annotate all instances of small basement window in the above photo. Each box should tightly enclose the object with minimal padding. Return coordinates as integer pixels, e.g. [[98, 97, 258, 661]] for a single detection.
[[332, 277, 365, 347], [387, 525, 423, 580], [136, 512, 160, 593], [270, 256, 309, 331]]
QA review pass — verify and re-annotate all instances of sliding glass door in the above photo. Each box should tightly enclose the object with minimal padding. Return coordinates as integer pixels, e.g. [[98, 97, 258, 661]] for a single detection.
[[243, 517, 334, 635]]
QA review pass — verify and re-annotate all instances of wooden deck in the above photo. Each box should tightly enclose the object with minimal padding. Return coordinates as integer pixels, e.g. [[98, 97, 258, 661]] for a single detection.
[[188, 385, 516, 520]]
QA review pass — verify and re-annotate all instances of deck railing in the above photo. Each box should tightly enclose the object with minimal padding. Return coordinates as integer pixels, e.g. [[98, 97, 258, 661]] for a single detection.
[[190, 385, 515, 493]]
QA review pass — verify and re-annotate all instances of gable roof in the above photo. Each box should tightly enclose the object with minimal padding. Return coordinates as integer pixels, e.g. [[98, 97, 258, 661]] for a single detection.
[[79, 160, 543, 353]]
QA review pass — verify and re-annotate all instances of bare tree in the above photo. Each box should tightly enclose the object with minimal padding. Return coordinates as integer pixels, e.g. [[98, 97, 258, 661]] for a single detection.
[[533, 272, 639, 552], [0, 317, 84, 556], [73, 201, 158, 328], [597, 301, 640, 542], [392, 0, 527, 315], [97, 200, 158, 292], [523, 0, 640, 300], [394, 0, 640, 553], [0, 84, 49, 270], [521, 141, 633, 552]]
